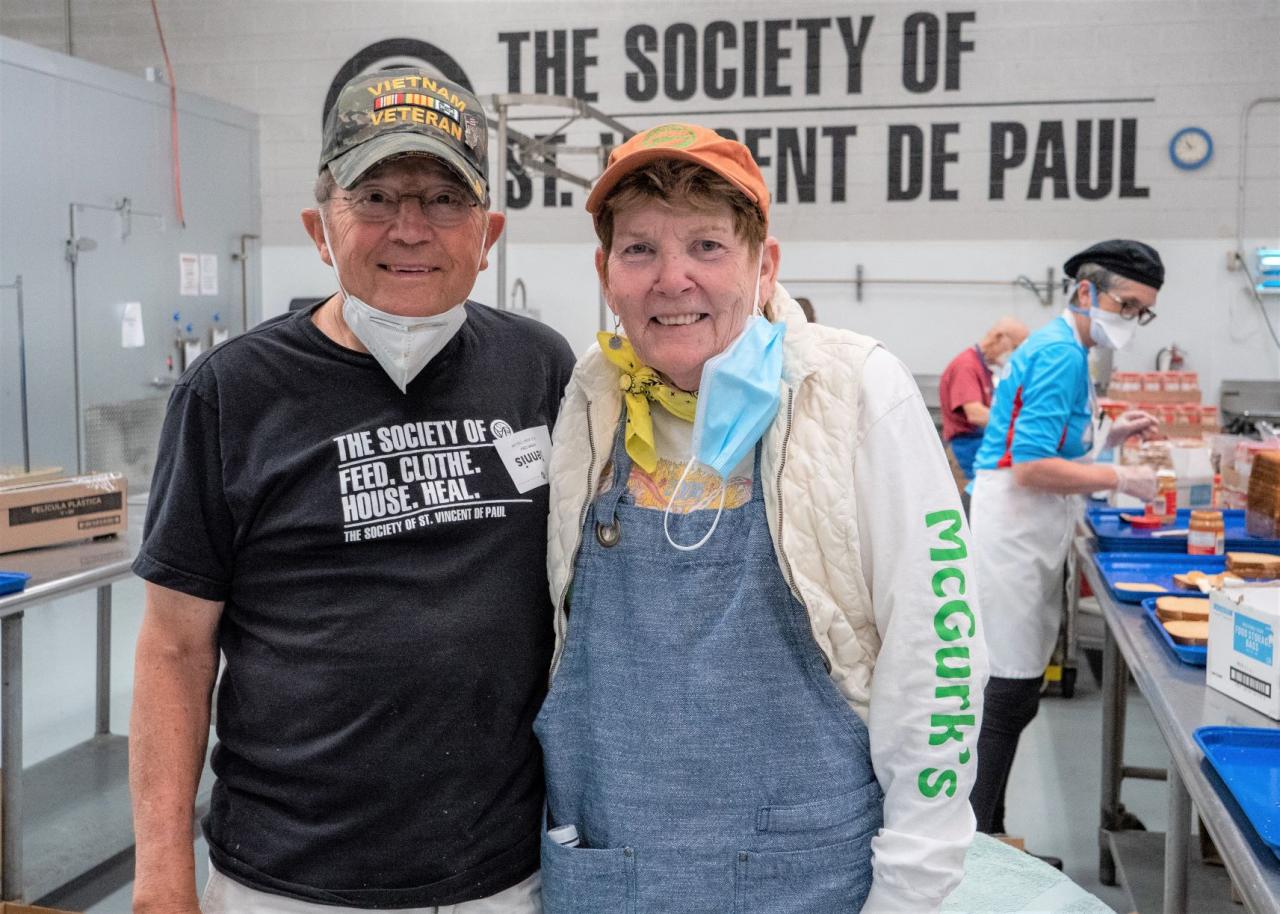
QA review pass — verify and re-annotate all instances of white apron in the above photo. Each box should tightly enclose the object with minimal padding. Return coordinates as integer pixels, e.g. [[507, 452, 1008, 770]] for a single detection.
[[970, 469, 1081, 678]]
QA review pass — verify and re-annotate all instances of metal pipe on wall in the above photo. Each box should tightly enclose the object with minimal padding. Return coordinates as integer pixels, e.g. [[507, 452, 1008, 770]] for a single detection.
[[234, 233, 260, 333], [68, 204, 84, 472], [0, 276, 29, 472], [784, 266, 1057, 307], [1235, 96, 1280, 255]]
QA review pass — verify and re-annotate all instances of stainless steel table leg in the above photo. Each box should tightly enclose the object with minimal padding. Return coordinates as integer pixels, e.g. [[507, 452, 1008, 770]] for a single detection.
[[1164, 762, 1190, 914], [2, 612, 24, 899], [96, 584, 112, 736], [1099, 624, 1127, 885]]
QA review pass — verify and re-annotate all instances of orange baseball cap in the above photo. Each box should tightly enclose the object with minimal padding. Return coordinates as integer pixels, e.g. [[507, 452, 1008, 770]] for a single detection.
[[585, 123, 770, 224]]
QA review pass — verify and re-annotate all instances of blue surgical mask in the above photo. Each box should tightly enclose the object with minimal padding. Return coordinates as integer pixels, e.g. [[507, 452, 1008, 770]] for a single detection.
[[664, 309, 785, 551]]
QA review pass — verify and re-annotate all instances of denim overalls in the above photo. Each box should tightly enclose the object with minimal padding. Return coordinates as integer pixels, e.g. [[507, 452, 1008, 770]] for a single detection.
[[534, 423, 883, 914]]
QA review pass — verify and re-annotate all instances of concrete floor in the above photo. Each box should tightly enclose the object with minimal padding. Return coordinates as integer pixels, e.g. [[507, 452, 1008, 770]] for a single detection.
[[12, 584, 1179, 913], [1002, 670, 1168, 913]]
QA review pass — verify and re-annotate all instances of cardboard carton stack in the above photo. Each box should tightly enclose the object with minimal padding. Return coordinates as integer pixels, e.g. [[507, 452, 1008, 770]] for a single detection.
[[1104, 371, 1218, 440]]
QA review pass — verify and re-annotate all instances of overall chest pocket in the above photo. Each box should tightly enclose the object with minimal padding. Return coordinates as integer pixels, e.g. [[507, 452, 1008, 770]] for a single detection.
[[540, 825, 636, 914]]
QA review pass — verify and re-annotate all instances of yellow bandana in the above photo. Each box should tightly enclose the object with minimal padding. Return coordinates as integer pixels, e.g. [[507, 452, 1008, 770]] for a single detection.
[[597, 332, 698, 473]]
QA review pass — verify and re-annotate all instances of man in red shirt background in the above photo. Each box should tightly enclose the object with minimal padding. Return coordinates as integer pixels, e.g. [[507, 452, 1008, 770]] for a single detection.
[[940, 317, 1029, 507]]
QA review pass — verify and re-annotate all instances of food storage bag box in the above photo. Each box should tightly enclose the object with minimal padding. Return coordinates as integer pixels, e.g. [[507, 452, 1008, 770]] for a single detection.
[[0, 473, 128, 555], [1208, 585, 1280, 720]]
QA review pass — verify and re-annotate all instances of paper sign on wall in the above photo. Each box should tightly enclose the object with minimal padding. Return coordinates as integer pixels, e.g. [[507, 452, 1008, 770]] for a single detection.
[[179, 253, 199, 296], [200, 254, 218, 295], [121, 301, 145, 348]]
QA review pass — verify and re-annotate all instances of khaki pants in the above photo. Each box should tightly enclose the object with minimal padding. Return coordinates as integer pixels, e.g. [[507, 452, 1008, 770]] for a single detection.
[[201, 866, 541, 914]]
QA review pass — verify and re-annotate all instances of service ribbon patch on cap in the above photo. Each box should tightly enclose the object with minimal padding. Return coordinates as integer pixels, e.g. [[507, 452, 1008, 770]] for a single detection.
[[369, 93, 463, 141]]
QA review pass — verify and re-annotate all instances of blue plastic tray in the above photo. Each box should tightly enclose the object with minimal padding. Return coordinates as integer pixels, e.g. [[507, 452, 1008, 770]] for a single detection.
[[1141, 597, 1208, 666], [0, 572, 31, 596], [1093, 552, 1228, 604], [1193, 726, 1280, 861], [1087, 507, 1280, 554]]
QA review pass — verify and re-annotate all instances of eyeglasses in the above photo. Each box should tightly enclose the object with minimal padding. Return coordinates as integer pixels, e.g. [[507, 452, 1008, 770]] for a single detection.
[[1101, 289, 1158, 326], [335, 186, 479, 227]]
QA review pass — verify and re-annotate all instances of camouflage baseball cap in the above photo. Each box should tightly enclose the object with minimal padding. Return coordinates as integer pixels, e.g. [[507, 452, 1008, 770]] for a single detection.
[[320, 68, 490, 203]]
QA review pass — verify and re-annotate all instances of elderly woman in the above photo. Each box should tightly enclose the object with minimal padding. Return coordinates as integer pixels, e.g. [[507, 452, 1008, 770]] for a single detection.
[[534, 124, 988, 914]]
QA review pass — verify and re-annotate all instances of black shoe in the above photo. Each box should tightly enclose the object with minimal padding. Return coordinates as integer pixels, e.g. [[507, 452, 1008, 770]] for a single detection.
[[1116, 803, 1147, 831], [1030, 852, 1064, 871]]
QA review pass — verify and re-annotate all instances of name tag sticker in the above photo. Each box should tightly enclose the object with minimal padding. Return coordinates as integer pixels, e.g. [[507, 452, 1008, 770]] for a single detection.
[[493, 425, 552, 493]]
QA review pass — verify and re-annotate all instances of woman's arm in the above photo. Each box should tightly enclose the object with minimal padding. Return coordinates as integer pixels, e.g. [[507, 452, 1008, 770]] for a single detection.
[[1011, 456, 1118, 495], [854, 350, 988, 913]]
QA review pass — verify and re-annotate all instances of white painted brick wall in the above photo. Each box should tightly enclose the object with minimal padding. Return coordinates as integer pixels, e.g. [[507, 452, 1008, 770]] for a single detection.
[[2, 0, 1278, 393]]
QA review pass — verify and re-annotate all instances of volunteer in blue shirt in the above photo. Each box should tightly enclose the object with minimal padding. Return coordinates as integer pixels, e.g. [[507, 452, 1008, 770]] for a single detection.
[[968, 240, 1165, 838]]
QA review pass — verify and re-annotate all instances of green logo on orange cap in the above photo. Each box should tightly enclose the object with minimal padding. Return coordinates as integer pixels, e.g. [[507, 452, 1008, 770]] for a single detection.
[[642, 124, 697, 149]]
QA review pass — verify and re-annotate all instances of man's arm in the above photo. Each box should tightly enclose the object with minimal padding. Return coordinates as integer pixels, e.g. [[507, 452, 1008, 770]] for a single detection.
[[130, 582, 223, 914], [959, 401, 990, 427]]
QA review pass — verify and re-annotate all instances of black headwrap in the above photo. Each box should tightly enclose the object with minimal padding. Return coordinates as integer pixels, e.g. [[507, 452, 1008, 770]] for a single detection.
[[1063, 239, 1164, 290]]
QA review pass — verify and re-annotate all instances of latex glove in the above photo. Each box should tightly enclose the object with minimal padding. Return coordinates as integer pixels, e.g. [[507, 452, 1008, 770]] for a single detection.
[[1105, 409, 1160, 450], [1113, 464, 1158, 501]]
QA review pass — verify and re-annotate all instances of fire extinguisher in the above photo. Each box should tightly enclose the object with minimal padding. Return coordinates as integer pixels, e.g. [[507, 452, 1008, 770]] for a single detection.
[[1155, 343, 1185, 371]]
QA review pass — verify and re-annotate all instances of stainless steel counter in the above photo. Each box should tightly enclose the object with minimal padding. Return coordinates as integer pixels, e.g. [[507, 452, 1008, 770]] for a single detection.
[[0, 511, 215, 902], [1078, 537, 1280, 914]]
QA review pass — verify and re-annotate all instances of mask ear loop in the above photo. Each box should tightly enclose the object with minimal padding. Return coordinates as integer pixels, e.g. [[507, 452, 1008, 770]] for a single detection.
[[663, 456, 728, 552], [475, 213, 489, 274], [1066, 280, 1099, 316], [751, 249, 765, 317], [317, 207, 353, 303]]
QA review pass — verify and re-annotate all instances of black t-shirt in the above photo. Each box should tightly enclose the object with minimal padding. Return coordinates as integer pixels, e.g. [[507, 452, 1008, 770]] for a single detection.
[[134, 302, 576, 907]]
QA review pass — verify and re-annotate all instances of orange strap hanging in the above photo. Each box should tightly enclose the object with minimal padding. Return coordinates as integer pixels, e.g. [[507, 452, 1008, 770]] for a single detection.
[[149, 0, 185, 227]]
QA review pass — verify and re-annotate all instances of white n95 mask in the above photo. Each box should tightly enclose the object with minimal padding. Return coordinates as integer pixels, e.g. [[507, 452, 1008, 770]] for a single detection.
[[341, 297, 467, 393], [1069, 282, 1136, 352], [318, 209, 471, 393], [1088, 305, 1136, 352]]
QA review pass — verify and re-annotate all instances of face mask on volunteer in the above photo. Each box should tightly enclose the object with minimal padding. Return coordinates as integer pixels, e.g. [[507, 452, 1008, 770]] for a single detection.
[[664, 251, 785, 552], [317, 207, 486, 394], [1069, 282, 1136, 352]]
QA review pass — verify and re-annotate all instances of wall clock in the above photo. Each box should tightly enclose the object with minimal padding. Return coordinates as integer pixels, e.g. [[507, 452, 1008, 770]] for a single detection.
[[1169, 127, 1213, 170]]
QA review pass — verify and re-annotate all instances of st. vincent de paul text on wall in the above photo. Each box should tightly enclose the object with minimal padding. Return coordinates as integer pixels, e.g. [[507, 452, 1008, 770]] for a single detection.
[[494, 11, 1150, 209]]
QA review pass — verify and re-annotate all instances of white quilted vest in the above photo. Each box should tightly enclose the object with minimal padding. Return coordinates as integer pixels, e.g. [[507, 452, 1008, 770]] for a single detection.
[[545, 287, 882, 719]]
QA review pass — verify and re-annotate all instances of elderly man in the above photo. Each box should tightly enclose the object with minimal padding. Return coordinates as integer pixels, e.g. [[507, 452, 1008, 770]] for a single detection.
[[939, 317, 1029, 490], [968, 240, 1163, 842], [130, 70, 574, 913]]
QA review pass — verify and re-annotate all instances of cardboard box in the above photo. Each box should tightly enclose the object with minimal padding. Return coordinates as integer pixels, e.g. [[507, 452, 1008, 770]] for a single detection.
[[1208, 586, 1280, 720], [0, 473, 128, 555], [1170, 444, 1214, 509], [0, 467, 65, 486], [1104, 388, 1202, 404]]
